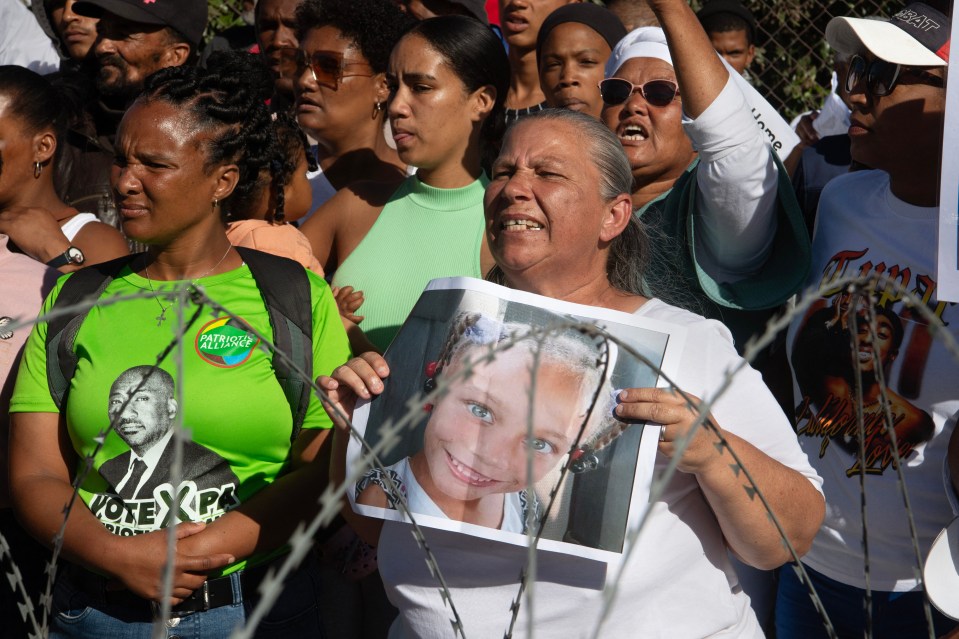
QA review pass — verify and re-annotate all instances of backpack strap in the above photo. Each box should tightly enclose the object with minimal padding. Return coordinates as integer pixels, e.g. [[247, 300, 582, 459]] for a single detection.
[[236, 247, 314, 443], [46, 254, 139, 410]]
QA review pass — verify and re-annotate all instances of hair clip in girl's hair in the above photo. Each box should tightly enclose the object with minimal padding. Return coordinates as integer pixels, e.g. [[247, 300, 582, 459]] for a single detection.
[[463, 315, 504, 344], [568, 448, 599, 474], [567, 387, 628, 475], [424, 360, 439, 393]]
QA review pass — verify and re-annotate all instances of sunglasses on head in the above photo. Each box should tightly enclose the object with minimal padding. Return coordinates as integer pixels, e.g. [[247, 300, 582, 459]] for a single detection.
[[280, 47, 374, 88], [845, 53, 944, 97], [598, 78, 680, 107]]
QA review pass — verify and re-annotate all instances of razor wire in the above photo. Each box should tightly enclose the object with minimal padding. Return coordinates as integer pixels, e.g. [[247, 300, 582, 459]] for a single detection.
[[2, 286, 206, 638], [2, 268, 958, 638]]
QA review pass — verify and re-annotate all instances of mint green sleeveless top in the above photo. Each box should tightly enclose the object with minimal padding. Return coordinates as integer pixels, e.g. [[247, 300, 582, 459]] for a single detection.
[[332, 174, 488, 350]]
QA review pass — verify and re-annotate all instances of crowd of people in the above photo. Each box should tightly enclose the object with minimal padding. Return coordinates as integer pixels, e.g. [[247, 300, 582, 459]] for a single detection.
[[0, 0, 956, 637]]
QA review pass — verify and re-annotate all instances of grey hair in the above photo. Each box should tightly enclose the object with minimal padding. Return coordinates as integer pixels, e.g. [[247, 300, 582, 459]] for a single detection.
[[521, 108, 633, 200], [486, 108, 649, 296]]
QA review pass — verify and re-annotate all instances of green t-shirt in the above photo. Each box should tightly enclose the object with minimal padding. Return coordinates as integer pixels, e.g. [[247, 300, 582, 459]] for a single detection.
[[11, 264, 350, 571], [331, 174, 488, 351]]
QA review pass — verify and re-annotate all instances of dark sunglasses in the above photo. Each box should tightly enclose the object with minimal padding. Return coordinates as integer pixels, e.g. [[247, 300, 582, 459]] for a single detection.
[[845, 53, 944, 97], [279, 47, 374, 88], [598, 78, 679, 107]]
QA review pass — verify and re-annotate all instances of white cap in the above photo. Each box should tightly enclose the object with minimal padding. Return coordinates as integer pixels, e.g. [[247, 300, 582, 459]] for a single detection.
[[923, 447, 959, 621], [605, 27, 673, 78], [924, 517, 959, 621], [825, 12, 948, 67]]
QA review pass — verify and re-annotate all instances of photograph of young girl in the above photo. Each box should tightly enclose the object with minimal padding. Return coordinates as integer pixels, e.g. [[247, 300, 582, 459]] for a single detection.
[[348, 278, 683, 559]]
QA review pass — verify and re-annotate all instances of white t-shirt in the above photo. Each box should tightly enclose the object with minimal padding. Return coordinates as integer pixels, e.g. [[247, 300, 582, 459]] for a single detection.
[[788, 169, 959, 591], [0, 0, 60, 75], [378, 298, 823, 638]]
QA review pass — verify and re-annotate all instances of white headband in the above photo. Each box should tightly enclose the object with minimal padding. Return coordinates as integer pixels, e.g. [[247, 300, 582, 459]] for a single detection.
[[605, 27, 674, 78]]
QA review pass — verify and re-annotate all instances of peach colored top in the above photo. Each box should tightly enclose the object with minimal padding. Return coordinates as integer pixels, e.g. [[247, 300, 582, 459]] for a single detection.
[[225, 220, 324, 277]]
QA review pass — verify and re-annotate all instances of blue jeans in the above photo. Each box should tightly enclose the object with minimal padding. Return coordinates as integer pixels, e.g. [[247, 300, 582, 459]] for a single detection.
[[776, 563, 957, 639], [50, 554, 326, 638]]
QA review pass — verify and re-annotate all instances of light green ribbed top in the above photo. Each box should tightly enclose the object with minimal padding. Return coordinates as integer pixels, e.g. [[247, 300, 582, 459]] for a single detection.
[[332, 174, 488, 350]]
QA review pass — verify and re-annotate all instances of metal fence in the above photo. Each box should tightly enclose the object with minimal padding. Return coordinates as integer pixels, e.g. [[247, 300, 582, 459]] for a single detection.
[[205, 0, 250, 43], [742, 0, 905, 119]]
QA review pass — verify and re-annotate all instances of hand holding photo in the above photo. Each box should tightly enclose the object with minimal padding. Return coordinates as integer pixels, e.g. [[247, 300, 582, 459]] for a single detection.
[[347, 277, 685, 560]]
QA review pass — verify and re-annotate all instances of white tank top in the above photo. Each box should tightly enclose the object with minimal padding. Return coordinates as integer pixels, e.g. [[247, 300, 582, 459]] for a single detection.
[[60, 212, 98, 242]]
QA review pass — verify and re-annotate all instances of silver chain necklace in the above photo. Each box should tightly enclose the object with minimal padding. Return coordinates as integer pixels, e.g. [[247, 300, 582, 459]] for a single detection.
[[143, 245, 233, 326]]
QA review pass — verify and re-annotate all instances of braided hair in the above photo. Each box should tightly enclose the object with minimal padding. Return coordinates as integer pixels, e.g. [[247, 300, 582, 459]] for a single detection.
[[425, 312, 614, 437], [424, 311, 629, 476], [267, 111, 317, 223], [140, 52, 279, 220]]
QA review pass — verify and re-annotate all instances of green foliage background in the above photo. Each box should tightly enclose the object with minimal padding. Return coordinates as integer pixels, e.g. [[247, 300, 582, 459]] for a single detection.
[[205, 0, 249, 42]]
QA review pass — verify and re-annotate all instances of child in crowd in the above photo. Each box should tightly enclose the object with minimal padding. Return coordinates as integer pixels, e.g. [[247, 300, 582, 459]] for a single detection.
[[354, 312, 614, 533], [225, 111, 325, 275]]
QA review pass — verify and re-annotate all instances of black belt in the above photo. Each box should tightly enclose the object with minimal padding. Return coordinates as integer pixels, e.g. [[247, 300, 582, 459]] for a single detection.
[[64, 556, 278, 617]]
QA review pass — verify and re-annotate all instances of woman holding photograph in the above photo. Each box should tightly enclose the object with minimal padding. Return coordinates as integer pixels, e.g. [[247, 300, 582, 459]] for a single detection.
[[321, 106, 824, 637], [300, 15, 509, 350]]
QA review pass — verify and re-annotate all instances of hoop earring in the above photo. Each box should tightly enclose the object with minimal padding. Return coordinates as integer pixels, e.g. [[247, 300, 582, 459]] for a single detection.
[[34, 162, 42, 179], [212, 197, 219, 211], [371, 101, 384, 120]]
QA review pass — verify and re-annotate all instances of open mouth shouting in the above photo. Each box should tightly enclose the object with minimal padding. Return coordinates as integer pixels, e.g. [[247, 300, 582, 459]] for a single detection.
[[619, 123, 649, 142]]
